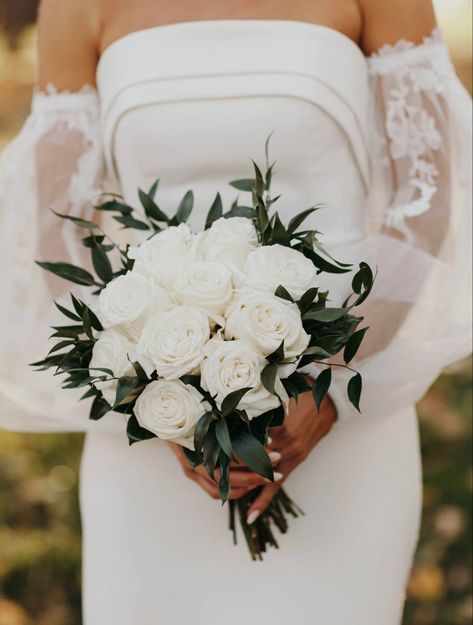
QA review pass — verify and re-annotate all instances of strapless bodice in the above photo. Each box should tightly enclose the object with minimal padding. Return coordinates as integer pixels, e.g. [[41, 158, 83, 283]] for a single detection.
[[96, 20, 371, 248]]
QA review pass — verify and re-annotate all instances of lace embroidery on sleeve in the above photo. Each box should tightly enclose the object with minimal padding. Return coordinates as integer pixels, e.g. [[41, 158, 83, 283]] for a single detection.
[[367, 29, 456, 232]]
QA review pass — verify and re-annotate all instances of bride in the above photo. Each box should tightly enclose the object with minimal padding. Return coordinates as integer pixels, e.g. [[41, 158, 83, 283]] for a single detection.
[[0, 0, 471, 623]]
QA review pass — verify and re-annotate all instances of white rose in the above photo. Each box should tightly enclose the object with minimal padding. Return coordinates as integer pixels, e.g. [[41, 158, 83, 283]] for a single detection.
[[135, 379, 209, 450], [200, 338, 281, 419], [242, 244, 318, 300], [136, 305, 210, 379], [199, 217, 258, 270], [173, 260, 233, 317], [89, 329, 136, 405], [99, 272, 150, 328], [224, 289, 310, 377], [129, 224, 198, 287], [98, 272, 173, 341], [200, 338, 285, 419]]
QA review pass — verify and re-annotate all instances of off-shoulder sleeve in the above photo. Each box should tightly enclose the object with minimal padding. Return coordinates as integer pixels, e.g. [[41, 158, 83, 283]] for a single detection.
[[328, 30, 472, 422], [0, 87, 118, 432]]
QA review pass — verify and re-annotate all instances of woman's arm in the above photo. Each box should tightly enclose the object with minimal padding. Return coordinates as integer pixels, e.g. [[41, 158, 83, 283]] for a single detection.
[[37, 0, 101, 91], [359, 0, 437, 54]]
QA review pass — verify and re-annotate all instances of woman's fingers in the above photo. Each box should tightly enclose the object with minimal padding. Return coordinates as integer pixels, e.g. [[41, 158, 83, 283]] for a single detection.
[[245, 459, 297, 524]]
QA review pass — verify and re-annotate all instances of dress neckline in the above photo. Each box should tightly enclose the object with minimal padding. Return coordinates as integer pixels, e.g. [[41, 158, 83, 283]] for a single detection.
[[97, 19, 365, 75]]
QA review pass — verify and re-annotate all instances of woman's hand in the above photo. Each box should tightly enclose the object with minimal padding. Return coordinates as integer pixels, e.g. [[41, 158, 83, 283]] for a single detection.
[[246, 390, 337, 524], [168, 441, 284, 501]]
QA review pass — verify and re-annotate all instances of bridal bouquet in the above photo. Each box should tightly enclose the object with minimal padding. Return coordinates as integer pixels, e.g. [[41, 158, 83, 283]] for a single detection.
[[33, 140, 374, 559]]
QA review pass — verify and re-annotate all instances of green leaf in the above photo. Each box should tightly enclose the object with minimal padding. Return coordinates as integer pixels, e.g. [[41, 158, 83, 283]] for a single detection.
[[148, 178, 160, 200], [175, 190, 194, 223], [81, 386, 98, 401], [221, 387, 252, 417], [215, 419, 234, 459], [89, 395, 111, 421], [298, 288, 319, 314], [343, 327, 369, 364], [347, 373, 362, 412], [96, 200, 133, 215], [256, 203, 270, 236], [36, 261, 96, 286], [252, 160, 265, 196], [51, 209, 98, 230], [229, 178, 255, 192], [183, 448, 203, 468], [205, 192, 223, 229], [53, 301, 82, 322], [138, 188, 169, 223], [223, 205, 255, 219], [126, 415, 157, 445], [113, 215, 150, 231], [352, 262, 375, 306], [113, 376, 140, 408], [301, 346, 332, 359], [81, 308, 94, 340], [203, 426, 220, 479], [230, 430, 273, 481], [312, 368, 332, 410], [91, 244, 113, 283], [274, 285, 293, 302], [194, 411, 215, 452], [304, 307, 349, 323], [301, 248, 351, 274], [70, 293, 85, 317], [270, 212, 291, 246], [287, 207, 319, 235], [261, 362, 278, 394], [282, 372, 311, 401], [266, 340, 285, 364], [218, 452, 231, 503]]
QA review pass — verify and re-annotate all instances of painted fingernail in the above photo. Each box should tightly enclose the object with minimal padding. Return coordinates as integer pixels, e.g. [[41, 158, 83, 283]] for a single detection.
[[274, 472, 284, 482], [267, 436, 273, 446], [247, 510, 260, 525], [268, 451, 282, 463]]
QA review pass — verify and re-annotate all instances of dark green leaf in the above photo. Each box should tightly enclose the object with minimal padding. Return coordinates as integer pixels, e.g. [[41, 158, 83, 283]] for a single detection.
[[51, 209, 98, 230], [343, 327, 369, 364], [297, 288, 319, 314], [203, 426, 220, 479], [221, 387, 252, 417], [138, 188, 169, 223], [113, 376, 140, 408], [54, 301, 82, 322], [215, 419, 234, 459], [205, 192, 223, 229], [36, 261, 96, 286], [312, 368, 332, 410], [287, 207, 319, 235], [194, 411, 215, 452], [183, 447, 203, 468], [96, 200, 133, 215], [113, 215, 150, 231], [218, 452, 231, 503], [266, 340, 285, 364], [347, 373, 362, 412], [91, 244, 113, 283], [304, 307, 349, 323], [126, 415, 157, 445], [223, 205, 255, 219], [230, 430, 273, 481], [274, 285, 293, 302], [89, 395, 111, 421], [261, 362, 278, 394], [270, 212, 291, 246], [175, 190, 193, 223], [229, 178, 255, 192], [148, 178, 160, 200]]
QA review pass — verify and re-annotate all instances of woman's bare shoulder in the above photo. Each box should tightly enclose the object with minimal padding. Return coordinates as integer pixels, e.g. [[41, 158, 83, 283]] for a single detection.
[[38, 0, 101, 91], [358, 0, 437, 55]]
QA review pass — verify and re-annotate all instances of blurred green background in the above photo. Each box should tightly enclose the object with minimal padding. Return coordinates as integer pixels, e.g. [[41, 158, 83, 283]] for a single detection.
[[0, 2, 471, 624]]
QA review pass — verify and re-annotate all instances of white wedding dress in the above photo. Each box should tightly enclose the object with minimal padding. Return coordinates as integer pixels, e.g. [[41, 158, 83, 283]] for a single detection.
[[0, 20, 471, 625]]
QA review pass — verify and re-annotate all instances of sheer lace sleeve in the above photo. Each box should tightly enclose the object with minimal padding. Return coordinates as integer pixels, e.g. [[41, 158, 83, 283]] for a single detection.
[[328, 29, 472, 422], [0, 86, 116, 432]]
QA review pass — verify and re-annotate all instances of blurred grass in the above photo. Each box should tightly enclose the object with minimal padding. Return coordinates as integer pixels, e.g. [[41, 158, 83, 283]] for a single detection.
[[0, 3, 472, 624]]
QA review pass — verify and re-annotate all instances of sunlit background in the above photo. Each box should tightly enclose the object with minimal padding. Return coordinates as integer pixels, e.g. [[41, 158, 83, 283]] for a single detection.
[[0, 2, 471, 624]]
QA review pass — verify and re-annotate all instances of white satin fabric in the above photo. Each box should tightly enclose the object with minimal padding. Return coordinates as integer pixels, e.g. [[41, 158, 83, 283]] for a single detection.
[[0, 20, 471, 625]]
